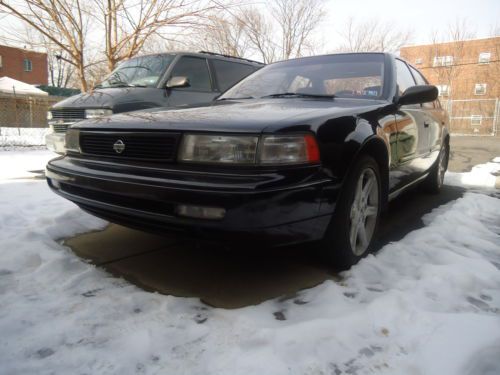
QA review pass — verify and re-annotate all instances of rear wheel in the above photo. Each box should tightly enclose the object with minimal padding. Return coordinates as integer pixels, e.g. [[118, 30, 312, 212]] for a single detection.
[[319, 156, 382, 270], [422, 143, 449, 194]]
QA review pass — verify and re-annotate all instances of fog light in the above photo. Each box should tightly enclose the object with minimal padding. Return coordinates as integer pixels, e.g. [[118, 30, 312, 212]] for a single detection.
[[176, 204, 226, 220]]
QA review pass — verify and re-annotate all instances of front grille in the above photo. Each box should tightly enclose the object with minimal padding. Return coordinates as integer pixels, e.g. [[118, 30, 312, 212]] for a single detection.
[[52, 123, 70, 133], [79, 131, 181, 161], [51, 108, 85, 123]]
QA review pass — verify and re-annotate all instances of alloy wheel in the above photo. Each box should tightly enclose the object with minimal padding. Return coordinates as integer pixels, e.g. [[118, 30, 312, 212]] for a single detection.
[[437, 147, 447, 188], [349, 167, 379, 256]]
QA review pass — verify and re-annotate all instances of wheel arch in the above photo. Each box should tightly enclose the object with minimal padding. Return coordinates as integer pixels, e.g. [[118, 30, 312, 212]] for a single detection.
[[343, 136, 390, 209]]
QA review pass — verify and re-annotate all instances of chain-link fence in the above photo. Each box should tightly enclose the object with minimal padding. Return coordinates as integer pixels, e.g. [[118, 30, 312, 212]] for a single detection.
[[441, 98, 499, 136], [0, 94, 63, 128]]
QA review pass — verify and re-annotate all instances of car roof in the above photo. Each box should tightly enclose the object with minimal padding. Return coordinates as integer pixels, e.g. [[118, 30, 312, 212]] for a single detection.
[[125, 51, 264, 67]]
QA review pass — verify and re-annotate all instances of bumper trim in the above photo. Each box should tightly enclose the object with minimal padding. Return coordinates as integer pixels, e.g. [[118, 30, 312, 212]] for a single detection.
[[46, 156, 339, 246]]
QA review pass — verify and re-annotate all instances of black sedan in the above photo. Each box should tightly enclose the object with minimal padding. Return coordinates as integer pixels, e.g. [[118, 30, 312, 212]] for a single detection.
[[46, 53, 449, 269]]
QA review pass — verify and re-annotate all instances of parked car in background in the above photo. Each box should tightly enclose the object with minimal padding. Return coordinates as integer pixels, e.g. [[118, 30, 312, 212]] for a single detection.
[[46, 51, 263, 153], [46, 52, 449, 269]]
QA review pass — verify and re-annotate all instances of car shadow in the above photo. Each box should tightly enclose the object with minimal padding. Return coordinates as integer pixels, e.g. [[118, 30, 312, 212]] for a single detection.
[[64, 184, 465, 309]]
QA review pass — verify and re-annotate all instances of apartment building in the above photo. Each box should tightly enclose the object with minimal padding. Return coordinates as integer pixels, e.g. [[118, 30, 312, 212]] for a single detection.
[[400, 37, 500, 135], [0, 44, 48, 86]]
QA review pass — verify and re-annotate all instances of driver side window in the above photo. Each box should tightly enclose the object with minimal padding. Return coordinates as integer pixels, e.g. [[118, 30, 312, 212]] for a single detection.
[[170, 57, 212, 91], [395, 59, 416, 97]]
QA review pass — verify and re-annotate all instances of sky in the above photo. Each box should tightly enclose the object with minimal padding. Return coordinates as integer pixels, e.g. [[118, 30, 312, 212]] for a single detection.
[[0, 0, 498, 56], [320, 0, 500, 49]]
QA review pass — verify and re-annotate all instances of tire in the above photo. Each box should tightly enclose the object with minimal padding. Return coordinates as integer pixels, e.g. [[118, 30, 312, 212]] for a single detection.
[[422, 143, 449, 194], [319, 155, 382, 270]]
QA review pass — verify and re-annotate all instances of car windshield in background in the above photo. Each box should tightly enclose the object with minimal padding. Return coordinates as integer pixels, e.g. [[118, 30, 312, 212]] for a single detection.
[[99, 54, 175, 88], [220, 53, 385, 100]]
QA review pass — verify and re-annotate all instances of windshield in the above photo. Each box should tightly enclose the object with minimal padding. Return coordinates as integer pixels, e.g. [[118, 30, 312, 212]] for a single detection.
[[99, 54, 175, 88], [220, 53, 385, 100]]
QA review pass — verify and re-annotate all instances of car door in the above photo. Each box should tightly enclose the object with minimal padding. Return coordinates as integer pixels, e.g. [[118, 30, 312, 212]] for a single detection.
[[166, 56, 219, 107], [394, 59, 430, 186], [409, 65, 443, 167]]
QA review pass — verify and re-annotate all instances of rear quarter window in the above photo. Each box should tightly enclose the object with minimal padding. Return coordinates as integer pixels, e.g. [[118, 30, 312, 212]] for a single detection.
[[212, 60, 257, 92]]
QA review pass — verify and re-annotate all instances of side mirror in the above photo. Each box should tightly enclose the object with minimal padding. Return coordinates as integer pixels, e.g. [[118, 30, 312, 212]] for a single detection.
[[397, 85, 438, 106], [166, 76, 190, 89]]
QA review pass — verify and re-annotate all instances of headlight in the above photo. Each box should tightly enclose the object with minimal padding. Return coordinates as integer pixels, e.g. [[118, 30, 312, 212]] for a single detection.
[[179, 134, 259, 164], [85, 108, 113, 119], [179, 134, 320, 165], [65, 129, 80, 153], [47, 111, 53, 120]]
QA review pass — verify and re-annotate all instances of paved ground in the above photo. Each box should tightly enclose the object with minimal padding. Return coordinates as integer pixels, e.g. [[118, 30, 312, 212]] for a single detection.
[[64, 136, 500, 308], [448, 135, 500, 172]]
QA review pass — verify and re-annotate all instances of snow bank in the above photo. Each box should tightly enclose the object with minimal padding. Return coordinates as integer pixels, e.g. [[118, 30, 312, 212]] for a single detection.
[[0, 127, 50, 147], [0, 151, 499, 375], [445, 158, 500, 189]]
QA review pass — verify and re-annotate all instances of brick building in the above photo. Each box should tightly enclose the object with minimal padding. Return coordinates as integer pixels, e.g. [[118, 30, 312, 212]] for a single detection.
[[0, 44, 48, 86], [400, 37, 500, 135]]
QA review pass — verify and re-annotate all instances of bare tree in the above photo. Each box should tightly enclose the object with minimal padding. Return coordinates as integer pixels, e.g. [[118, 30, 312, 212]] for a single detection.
[[19, 26, 75, 88], [238, 7, 276, 63], [271, 0, 325, 60], [197, 0, 325, 63], [337, 17, 413, 53], [424, 19, 477, 99], [1, 0, 223, 90], [0, 0, 92, 91], [192, 13, 248, 57], [92, 0, 221, 72]]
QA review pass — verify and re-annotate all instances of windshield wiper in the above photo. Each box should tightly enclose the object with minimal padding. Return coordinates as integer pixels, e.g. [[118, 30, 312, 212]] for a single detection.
[[106, 82, 147, 88], [217, 96, 255, 101], [262, 92, 335, 99]]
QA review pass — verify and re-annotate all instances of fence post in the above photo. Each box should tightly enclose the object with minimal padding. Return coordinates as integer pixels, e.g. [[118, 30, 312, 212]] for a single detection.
[[29, 97, 33, 127], [494, 98, 499, 136], [448, 100, 453, 134]]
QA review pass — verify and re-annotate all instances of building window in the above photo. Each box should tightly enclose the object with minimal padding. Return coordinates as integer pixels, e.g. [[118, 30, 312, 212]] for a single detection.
[[471, 115, 482, 126], [415, 58, 422, 65], [23, 58, 32, 72], [433, 55, 453, 67], [478, 52, 491, 64], [474, 83, 487, 95], [436, 84, 450, 96], [0, 55, 3, 68]]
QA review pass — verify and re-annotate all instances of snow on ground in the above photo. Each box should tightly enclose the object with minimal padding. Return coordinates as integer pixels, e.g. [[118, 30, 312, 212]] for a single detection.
[[445, 161, 499, 189], [0, 149, 55, 179], [0, 127, 49, 147], [0, 151, 500, 375]]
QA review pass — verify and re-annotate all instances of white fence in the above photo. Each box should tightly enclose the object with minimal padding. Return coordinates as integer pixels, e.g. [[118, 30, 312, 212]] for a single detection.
[[441, 98, 499, 136]]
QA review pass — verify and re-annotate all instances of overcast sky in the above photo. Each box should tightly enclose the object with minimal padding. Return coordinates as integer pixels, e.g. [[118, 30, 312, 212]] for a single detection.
[[0, 0, 498, 53], [321, 0, 499, 49]]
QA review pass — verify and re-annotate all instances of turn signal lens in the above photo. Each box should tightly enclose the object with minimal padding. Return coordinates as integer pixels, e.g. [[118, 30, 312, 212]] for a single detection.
[[304, 134, 320, 163], [65, 129, 80, 153], [259, 134, 320, 164]]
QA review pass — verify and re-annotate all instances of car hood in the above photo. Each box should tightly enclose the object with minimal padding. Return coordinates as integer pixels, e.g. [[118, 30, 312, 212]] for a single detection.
[[51, 87, 162, 111], [74, 98, 387, 133]]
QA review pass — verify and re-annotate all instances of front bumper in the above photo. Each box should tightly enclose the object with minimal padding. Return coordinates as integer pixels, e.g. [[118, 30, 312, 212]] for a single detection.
[[46, 156, 340, 246], [45, 131, 66, 154]]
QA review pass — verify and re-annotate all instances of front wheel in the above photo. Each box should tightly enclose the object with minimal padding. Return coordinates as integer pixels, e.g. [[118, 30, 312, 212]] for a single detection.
[[319, 156, 382, 270]]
